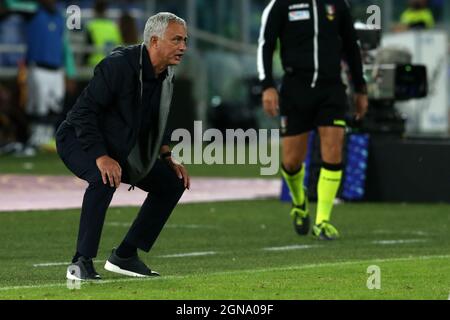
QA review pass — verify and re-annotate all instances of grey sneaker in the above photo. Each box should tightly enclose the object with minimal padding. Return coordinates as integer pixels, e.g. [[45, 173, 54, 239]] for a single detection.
[[66, 256, 101, 281]]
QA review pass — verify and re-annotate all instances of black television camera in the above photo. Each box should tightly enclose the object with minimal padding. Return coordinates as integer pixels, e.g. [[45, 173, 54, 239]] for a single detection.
[[349, 23, 428, 135]]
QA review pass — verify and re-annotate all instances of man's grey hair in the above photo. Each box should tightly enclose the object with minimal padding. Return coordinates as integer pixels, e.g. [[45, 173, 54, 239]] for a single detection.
[[143, 12, 186, 47]]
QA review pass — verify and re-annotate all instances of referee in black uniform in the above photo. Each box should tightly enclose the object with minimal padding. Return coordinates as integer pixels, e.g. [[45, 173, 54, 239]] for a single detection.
[[258, 0, 368, 240]]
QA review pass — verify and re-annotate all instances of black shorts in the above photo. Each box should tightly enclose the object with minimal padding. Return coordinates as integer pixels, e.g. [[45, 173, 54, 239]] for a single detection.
[[279, 74, 349, 137]]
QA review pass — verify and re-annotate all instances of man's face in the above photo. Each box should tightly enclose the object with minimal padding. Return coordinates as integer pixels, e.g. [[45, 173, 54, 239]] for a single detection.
[[154, 22, 188, 66]]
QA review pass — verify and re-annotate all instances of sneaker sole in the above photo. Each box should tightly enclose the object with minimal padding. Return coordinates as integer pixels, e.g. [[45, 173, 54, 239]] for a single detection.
[[312, 231, 339, 241], [104, 261, 159, 278]]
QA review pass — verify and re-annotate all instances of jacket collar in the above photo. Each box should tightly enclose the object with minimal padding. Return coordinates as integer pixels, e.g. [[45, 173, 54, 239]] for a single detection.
[[142, 45, 168, 81], [111, 44, 171, 81]]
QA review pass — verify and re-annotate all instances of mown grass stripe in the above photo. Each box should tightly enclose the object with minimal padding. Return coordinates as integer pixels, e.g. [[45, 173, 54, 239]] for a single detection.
[[4, 254, 448, 292]]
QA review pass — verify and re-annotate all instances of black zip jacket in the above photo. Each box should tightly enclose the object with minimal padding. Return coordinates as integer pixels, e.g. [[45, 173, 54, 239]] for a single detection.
[[258, 0, 366, 93], [65, 45, 171, 169]]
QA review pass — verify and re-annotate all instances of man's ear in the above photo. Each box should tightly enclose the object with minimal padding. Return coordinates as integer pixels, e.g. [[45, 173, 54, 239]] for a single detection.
[[150, 36, 159, 49]]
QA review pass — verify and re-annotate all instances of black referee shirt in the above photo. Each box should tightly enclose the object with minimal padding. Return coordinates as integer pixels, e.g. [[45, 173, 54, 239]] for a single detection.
[[258, 0, 366, 93]]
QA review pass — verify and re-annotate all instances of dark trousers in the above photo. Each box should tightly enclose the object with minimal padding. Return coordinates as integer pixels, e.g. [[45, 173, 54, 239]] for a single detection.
[[55, 123, 185, 258]]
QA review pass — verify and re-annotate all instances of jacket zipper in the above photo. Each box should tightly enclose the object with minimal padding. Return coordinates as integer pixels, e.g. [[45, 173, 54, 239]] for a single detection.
[[311, 0, 319, 88]]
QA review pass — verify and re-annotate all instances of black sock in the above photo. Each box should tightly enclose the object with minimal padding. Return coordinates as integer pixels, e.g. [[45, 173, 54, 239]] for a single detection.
[[116, 241, 137, 259], [282, 164, 303, 176], [322, 162, 343, 172]]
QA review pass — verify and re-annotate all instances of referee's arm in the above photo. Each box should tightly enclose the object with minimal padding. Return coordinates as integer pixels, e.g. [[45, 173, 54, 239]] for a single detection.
[[340, 2, 367, 95], [340, 1, 369, 120], [258, 0, 283, 90], [258, 0, 284, 116]]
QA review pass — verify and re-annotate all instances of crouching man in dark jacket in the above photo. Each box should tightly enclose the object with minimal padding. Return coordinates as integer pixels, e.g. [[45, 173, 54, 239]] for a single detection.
[[57, 12, 190, 280]]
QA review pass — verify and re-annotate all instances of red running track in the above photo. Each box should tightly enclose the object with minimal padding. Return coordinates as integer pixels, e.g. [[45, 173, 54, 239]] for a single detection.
[[0, 175, 281, 212]]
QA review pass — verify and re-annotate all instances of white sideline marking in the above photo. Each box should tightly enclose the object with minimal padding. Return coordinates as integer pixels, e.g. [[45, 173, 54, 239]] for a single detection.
[[33, 260, 103, 268], [372, 230, 429, 237], [32, 251, 218, 267], [30, 238, 427, 268], [157, 252, 217, 258], [33, 262, 66, 268], [106, 222, 218, 229], [372, 239, 428, 245], [3, 254, 450, 292], [105, 222, 131, 227], [262, 245, 321, 251]]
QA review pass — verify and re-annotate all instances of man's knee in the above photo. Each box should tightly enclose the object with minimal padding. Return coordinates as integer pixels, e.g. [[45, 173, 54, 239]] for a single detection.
[[282, 134, 309, 172], [87, 178, 117, 195], [163, 174, 186, 199], [283, 151, 306, 172], [319, 128, 344, 164], [138, 167, 186, 198], [282, 159, 303, 173], [321, 142, 343, 163], [320, 132, 343, 157]]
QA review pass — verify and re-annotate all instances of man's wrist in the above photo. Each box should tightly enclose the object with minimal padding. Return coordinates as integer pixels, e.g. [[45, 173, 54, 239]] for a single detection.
[[261, 80, 276, 91], [96, 154, 109, 162]]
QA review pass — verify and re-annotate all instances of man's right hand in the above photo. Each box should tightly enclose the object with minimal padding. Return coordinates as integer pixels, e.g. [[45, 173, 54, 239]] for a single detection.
[[96, 155, 122, 188], [262, 87, 280, 117]]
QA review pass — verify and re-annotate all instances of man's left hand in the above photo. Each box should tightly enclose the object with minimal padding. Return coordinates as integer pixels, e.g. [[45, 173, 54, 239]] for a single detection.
[[165, 157, 190, 190], [354, 94, 369, 121]]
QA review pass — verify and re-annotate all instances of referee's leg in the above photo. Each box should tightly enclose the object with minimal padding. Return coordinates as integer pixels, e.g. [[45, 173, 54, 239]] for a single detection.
[[280, 133, 311, 235], [315, 126, 345, 229], [282, 134, 309, 173], [319, 126, 345, 165]]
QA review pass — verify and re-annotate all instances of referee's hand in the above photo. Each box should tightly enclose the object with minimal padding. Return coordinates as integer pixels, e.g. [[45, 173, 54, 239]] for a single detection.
[[262, 88, 279, 117], [354, 93, 369, 121], [96, 155, 122, 188]]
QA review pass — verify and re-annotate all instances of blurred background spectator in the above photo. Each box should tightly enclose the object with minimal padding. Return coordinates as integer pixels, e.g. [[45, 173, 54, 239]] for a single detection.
[[0, 0, 76, 155], [119, 10, 138, 45], [395, 0, 435, 31], [85, 0, 122, 66]]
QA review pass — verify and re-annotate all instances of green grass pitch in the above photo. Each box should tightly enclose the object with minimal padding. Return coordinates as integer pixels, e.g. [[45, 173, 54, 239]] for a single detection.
[[0, 200, 449, 300]]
